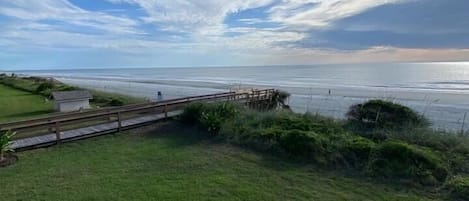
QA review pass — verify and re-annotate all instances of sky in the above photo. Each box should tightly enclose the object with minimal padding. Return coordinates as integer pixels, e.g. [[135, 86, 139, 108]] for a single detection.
[[1, 0, 469, 69]]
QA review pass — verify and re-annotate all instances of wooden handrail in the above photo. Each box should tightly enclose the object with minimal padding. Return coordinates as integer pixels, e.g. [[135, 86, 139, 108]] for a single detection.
[[0, 91, 237, 127], [0, 89, 275, 132]]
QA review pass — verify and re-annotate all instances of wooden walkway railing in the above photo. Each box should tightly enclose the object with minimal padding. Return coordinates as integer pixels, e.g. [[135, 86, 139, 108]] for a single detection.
[[1, 89, 275, 150]]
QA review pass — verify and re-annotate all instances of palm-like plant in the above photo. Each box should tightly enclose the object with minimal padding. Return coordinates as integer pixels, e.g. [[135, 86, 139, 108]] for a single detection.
[[265, 90, 290, 110], [0, 130, 16, 162]]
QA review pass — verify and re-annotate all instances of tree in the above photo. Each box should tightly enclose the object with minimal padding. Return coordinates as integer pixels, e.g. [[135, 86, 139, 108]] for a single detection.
[[0, 130, 16, 162]]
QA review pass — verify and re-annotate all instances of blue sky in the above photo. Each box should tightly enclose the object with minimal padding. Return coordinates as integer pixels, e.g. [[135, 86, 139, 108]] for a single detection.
[[1, 0, 469, 69]]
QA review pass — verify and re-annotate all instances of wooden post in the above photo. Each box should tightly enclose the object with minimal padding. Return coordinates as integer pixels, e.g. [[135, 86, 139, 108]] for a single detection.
[[117, 112, 122, 132], [374, 107, 382, 127], [48, 119, 53, 132], [257, 91, 261, 110], [164, 104, 168, 119], [461, 112, 467, 135], [255, 91, 259, 110], [55, 121, 61, 144]]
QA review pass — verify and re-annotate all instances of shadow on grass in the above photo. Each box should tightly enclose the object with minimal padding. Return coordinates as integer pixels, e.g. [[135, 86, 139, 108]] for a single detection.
[[2, 109, 54, 121], [2, 93, 39, 97], [138, 121, 216, 148], [137, 121, 313, 172]]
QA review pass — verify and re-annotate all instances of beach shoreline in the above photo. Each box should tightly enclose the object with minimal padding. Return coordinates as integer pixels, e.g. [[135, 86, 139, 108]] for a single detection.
[[51, 76, 469, 132], [11, 63, 469, 132]]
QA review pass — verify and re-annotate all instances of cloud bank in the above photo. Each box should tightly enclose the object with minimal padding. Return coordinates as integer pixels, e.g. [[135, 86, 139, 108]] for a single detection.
[[0, 0, 468, 69]]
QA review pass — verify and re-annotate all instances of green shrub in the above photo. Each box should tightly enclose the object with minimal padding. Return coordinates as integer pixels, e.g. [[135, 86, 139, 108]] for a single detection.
[[262, 114, 313, 131], [339, 136, 376, 168], [222, 111, 368, 166], [36, 82, 55, 92], [369, 141, 448, 185], [179, 102, 207, 125], [109, 98, 125, 106], [60, 86, 79, 91], [445, 175, 469, 200], [263, 90, 290, 110], [276, 130, 327, 160], [220, 113, 274, 149], [200, 110, 224, 135], [180, 102, 239, 134], [26, 76, 49, 82], [192, 101, 464, 186], [255, 112, 345, 135], [0, 130, 16, 162], [90, 96, 111, 104], [347, 100, 429, 131]]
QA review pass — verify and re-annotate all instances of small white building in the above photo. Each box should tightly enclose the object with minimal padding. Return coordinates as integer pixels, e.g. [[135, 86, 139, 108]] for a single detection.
[[52, 91, 93, 112]]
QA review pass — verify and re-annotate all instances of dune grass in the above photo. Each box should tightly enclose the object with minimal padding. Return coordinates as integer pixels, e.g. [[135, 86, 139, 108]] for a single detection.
[[0, 84, 53, 122], [0, 123, 439, 201]]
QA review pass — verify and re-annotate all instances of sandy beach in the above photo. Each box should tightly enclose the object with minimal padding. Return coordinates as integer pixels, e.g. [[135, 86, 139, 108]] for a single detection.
[[53, 75, 469, 132]]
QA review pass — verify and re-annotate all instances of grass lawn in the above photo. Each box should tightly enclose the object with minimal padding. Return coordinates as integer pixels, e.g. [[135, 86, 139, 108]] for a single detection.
[[0, 76, 144, 108], [0, 84, 53, 122], [0, 123, 440, 201]]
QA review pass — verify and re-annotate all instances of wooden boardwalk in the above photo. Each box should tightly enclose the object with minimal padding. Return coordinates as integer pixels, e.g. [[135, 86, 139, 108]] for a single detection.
[[3, 89, 275, 151], [11, 111, 181, 150]]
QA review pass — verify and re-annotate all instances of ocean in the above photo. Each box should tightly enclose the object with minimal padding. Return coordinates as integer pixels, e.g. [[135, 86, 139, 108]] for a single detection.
[[13, 62, 469, 132]]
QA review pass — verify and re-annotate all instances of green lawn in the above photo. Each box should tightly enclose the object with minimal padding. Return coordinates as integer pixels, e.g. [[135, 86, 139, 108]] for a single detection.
[[0, 123, 439, 201], [0, 84, 53, 122]]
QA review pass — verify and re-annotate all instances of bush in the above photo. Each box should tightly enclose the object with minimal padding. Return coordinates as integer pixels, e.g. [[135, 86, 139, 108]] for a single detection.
[[276, 130, 327, 160], [60, 86, 79, 91], [445, 175, 469, 200], [0, 130, 16, 162], [222, 112, 364, 166], [192, 101, 463, 187], [36, 82, 55, 92], [179, 102, 207, 125], [369, 141, 448, 185], [180, 102, 239, 134], [254, 112, 345, 135], [220, 113, 276, 150], [338, 136, 376, 168], [263, 90, 291, 110], [200, 110, 225, 135], [109, 98, 125, 106], [347, 100, 429, 131]]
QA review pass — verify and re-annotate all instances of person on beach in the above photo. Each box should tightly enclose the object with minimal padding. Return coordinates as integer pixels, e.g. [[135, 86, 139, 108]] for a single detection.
[[157, 91, 163, 101]]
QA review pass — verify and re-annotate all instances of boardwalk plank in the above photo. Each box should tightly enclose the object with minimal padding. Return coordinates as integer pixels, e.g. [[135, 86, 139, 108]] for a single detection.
[[10, 91, 267, 151], [12, 111, 182, 150]]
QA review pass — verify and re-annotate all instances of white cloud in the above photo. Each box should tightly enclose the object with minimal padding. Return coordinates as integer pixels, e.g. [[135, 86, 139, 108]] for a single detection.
[[0, 23, 179, 53], [0, 0, 141, 34], [1, 0, 467, 68], [106, 0, 275, 34], [269, 0, 406, 29]]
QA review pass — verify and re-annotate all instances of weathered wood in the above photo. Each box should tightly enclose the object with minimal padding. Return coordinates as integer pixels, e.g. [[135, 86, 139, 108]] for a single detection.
[[55, 121, 61, 144], [11, 111, 181, 150], [9, 89, 275, 151], [0, 91, 239, 131], [117, 112, 122, 132]]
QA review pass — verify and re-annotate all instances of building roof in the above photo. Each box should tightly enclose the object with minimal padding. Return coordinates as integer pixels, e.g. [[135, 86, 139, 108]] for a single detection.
[[52, 90, 93, 101]]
